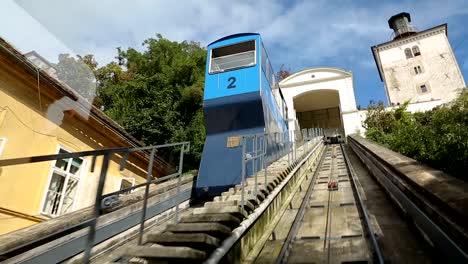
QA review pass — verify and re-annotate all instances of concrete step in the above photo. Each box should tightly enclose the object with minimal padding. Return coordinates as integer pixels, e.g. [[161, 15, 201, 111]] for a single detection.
[[217, 193, 264, 206], [180, 213, 240, 229], [222, 187, 268, 199], [193, 205, 248, 220], [217, 194, 263, 206], [165, 223, 231, 239], [204, 200, 256, 213], [245, 176, 281, 185], [125, 244, 205, 263], [225, 186, 270, 198], [147, 232, 220, 252], [233, 183, 274, 193]]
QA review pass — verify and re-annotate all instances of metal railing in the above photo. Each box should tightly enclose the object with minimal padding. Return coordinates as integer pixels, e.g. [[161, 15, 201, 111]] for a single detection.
[[239, 128, 324, 213], [0, 141, 190, 264]]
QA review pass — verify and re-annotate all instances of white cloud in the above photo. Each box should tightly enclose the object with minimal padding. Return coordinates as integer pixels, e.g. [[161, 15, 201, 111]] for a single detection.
[[1, 0, 467, 73], [0, 1, 72, 63]]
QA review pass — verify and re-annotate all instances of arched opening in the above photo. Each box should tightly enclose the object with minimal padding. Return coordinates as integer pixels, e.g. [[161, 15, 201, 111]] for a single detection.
[[293, 89, 344, 135]]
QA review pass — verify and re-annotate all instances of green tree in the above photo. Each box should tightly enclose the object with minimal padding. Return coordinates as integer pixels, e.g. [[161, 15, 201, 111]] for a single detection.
[[97, 34, 207, 170], [364, 92, 468, 180]]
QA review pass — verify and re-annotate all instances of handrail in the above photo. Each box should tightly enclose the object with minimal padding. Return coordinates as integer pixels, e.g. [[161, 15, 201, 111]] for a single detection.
[[238, 128, 324, 216], [0, 142, 189, 167], [0, 140, 190, 264], [205, 139, 323, 264]]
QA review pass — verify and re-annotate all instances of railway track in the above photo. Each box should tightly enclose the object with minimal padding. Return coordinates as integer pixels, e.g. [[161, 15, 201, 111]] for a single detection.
[[3, 137, 466, 263], [275, 144, 383, 263]]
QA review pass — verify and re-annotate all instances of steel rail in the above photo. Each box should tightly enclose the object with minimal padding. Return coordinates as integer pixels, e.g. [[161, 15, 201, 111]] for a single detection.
[[324, 147, 335, 263], [274, 145, 328, 264], [340, 143, 384, 264]]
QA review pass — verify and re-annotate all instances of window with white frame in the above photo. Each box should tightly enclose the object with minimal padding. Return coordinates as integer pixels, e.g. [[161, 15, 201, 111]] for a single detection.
[[209, 40, 256, 73], [42, 148, 83, 216], [0, 138, 6, 156]]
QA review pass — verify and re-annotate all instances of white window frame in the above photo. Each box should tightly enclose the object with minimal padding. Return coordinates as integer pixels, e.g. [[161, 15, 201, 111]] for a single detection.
[[208, 39, 257, 74], [40, 145, 84, 217], [0, 138, 6, 156]]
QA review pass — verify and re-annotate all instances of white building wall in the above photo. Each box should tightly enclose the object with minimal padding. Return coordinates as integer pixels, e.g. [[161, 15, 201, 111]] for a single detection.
[[376, 26, 465, 106], [280, 68, 363, 137]]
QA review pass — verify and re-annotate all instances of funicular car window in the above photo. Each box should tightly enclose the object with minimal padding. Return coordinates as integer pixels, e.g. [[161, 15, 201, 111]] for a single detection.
[[210, 40, 256, 73]]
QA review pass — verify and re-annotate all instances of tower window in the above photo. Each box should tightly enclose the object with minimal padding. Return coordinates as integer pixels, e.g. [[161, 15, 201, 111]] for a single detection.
[[414, 65, 423, 74], [420, 84, 428, 93], [412, 45, 421, 56], [404, 48, 413, 59]]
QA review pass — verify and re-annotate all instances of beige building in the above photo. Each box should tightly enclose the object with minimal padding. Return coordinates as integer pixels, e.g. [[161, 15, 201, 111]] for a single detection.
[[372, 12, 466, 107], [0, 38, 165, 235]]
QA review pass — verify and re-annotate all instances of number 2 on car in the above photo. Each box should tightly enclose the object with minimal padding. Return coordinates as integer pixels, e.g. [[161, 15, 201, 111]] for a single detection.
[[227, 77, 236, 89]]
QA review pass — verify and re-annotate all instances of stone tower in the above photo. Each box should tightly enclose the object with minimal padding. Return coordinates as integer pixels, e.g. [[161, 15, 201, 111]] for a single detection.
[[371, 12, 466, 106]]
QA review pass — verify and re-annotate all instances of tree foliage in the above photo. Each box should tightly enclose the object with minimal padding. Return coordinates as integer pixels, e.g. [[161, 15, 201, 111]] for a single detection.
[[276, 64, 292, 82], [364, 92, 468, 180], [54, 54, 97, 101], [93, 34, 206, 170]]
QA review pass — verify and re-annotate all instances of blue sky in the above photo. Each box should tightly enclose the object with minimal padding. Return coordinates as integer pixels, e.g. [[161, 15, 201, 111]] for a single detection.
[[1, 0, 467, 107]]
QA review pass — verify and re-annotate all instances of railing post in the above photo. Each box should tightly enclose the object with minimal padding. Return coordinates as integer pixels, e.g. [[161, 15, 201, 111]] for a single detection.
[[253, 135, 258, 197], [241, 137, 246, 214], [138, 147, 157, 245], [83, 153, 111, 264], [313, 128, 317, 144], [288, 130, 291, 166], [294, 132, 297, 162], [275, 133, 279, 161], [284, 131, 287, 156], [264, 134, 268, 188], [175, 143, 186, 223]]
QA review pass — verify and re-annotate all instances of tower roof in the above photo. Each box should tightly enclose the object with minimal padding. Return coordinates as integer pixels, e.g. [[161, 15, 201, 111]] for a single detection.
[[388, 12, 411, 29]]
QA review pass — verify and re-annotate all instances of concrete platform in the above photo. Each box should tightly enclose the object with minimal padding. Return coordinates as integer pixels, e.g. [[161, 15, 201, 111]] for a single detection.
[[287, 237, 369, 263]]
